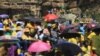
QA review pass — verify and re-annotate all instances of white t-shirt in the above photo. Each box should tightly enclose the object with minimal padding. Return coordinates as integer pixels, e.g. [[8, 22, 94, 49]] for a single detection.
[[16, 21, 25, 27]]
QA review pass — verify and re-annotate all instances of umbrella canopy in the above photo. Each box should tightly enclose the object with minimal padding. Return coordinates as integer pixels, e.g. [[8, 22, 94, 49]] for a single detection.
[[87, 23, 96, 29], [0, 14, 9, 19], [92, 27, 100, 35], [92, 24, 100, 34], [94, 24, 100, 29], [22, 17, 42, 23], [44, 14, 58, 22], [55, 18, 66, 23], [59, 28, 81, 38], [28, 40, 51, 53], [57, 39, 82, 56], [61, 25, 77, 33]]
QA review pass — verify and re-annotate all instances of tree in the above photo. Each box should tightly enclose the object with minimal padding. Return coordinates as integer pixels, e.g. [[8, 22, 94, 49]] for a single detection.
[[92, 35, 100, 56]]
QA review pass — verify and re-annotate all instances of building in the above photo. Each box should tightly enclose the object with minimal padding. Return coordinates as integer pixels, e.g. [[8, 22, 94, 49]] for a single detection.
[[0, 0, 41, 18], [0, 0, 79, 18]]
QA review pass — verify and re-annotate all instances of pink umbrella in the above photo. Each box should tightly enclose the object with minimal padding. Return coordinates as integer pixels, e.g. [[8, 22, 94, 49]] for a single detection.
[[28, 40, 51, 53], [44, 14, 58, 22], [87, 23, 96, 28]]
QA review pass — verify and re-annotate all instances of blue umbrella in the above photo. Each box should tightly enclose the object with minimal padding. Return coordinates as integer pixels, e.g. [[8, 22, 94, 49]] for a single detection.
[[0, 14, 9, 18]]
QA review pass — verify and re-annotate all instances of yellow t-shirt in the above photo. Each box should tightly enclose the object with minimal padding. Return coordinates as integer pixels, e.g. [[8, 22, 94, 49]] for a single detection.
[[88, 32, 96, 39], [12, 31, 17, 37], [81, 46, 87, 52], [13, 24, 17, 28], [22, 34, 33, 40], [24, 28, 30, 32], [17, 48, 21, 55], [68, 38, 77, 44], [3, 26, 10, 30], [26, 23, 33, 28], [81, 35, 85, 41], [16, 26, 22, 30], [83, 54, 90, 56], [3, 19, 8, 25]]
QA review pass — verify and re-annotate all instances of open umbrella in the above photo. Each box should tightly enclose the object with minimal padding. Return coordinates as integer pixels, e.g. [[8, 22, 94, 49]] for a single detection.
[[87, 23, 96, 29], [20, 17, 42, 24], [59, 28, 81, 38], [28, 40, 51, 53], [0, 14, 9, 18], [44, 14, 58, 22], [92, 24, 100, 35], [92, 28, 100, 35], [23, 17, 42, 23], [59, 32, 81, 39], [55, 18, 66, 23], [57, 39, 82, 56], [94, 24, 100, 29]]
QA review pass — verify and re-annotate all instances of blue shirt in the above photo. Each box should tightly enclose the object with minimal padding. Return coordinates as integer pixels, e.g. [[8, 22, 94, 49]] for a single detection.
[[0, 23, 3, 28]]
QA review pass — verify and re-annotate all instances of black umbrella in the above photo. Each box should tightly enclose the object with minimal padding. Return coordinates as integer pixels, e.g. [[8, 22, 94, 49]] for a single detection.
[[18, 17, 30, 22], [55, 18, 66, 23], [92, 24, 100, 35], [24, 17, 42, 23], [57, 39, 82, 56], [92, 28, 100, 35], [19, 17, 42, 24], [59, 28, 81, 38]]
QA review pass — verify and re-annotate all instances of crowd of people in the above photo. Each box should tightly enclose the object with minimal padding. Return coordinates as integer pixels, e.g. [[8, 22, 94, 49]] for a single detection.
[[0, 12, 99, 56]]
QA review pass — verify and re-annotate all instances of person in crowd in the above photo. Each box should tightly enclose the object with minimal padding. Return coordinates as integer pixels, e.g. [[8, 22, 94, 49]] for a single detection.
[[0, 13, 99, 56]]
